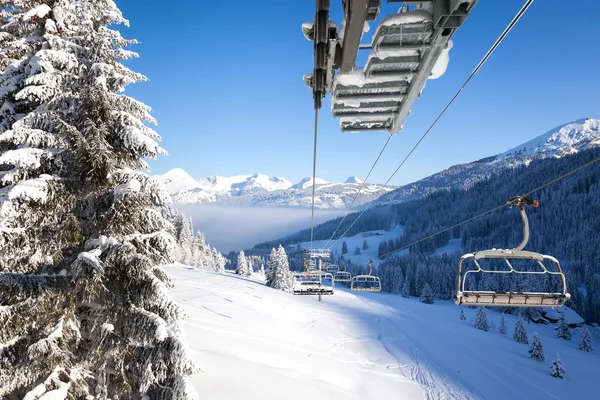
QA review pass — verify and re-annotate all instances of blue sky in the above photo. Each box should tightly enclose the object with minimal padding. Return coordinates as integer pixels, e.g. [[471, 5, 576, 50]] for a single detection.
[[118, 0, 599, 186]]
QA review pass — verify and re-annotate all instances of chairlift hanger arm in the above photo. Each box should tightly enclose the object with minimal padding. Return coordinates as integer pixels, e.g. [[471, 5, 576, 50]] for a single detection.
[[304, 0, 478, 132]]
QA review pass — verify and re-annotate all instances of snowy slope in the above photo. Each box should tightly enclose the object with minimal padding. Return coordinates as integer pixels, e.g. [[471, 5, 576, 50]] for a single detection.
[[377, 118, 600, 205], [167, 265, 598, 400], [153, 171, 393, 209]]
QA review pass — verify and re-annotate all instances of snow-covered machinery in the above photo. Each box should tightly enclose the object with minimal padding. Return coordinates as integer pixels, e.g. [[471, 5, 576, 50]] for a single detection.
[[351, 260, 381, 292], [303, 0, 478, 132], [454, 196, 571, 308], [293, 271, 335, 295]]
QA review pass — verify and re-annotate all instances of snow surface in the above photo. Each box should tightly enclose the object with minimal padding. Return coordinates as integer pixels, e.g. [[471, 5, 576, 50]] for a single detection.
[[167, 265, 598, 400], [291, 176, 328, 190], [380, 9, 432, 27], [23, 4, 52, 20], [429, 40, 453, 80]]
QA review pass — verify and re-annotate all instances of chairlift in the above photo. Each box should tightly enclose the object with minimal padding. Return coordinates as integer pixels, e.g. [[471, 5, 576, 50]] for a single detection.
[[454, 196, 570, 308], [333, 263, 352, 283], [351, 260, 381, 292], [321, 261, 339, 273], [292, 271, 335, 295], [309, 248, 331, 259]]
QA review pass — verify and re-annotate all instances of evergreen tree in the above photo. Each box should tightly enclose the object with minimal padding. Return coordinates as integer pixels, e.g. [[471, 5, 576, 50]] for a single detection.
[[528, 333, 545, 362], [460, 308, 466, 320], [578, 325, 593, 352], [513, 316, 529, 344], [236, 250, 248, 275], [266, 246, 292, 292], [362, 239, 369, 250], [342, 241, 348, 254], [355, 246, 361, 255], [266, 248, 278, 286], [490, 318, 496, 331], [474, 307, 490, 331], [259, 264, 265, 276], [177, 216, 194, 264], [276, 245, 292, 292], [0, 1, 195, 397], [212, 247, 225, 274], [420, 282, 434, 304], [192, 231, 212, 268], [245, 255, 253, 276], [500, 314, 507, 334], [401, 280, 410, 298], [550, 354, 566, 379], [556, 313, 572, 341]]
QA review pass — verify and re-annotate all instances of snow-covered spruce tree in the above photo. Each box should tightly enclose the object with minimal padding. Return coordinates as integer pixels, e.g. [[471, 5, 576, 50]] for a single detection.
[[173, 214, 194, 264], [556, 313, 572, 341], [578, 325, 593, 352], [0, 2, 196, 398], [474, 307, 490, 331], [490, 318, 496, 331], [513, 316, 529, 344], [236, 250, 248, 275], [212, 247, 225, 274], [528, 332, 545, 362], [460, 308, 466, 320], [259, 263, 265, 276], [266, 245, 292, 292], [191, 231, 210, 268], [420, 282, 434, 304], [550, 354, 566, 379], [401, 280, 410, 298], [265, 247, 277, 286], [499, 313, 507, 334], [245, 255, 253, 276]]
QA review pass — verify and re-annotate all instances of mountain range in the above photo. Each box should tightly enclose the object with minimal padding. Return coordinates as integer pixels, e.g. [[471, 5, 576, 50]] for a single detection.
[[153, 169, 393, 209], [155, 118, 599, 210]]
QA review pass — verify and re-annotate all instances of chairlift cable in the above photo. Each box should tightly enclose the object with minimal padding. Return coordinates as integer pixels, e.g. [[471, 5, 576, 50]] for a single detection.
[[323, 133, 394, 249], [324, 0, 534, 251], [309, 108, 320, 251]]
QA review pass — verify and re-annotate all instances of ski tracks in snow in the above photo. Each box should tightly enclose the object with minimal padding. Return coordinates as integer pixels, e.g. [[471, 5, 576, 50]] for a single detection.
[[357, 295, 480, 400]]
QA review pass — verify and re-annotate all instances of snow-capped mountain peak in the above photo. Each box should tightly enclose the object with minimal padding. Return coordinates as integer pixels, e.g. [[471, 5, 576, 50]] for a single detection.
[[345, 176, 363, 184], [500, 117, 600, 159], [156, 168, 200, 193], [291, 176, 328, 190]]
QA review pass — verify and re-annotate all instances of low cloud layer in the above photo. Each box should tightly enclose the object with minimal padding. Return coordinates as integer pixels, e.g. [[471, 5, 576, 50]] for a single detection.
[[175, 204, 346, 253]]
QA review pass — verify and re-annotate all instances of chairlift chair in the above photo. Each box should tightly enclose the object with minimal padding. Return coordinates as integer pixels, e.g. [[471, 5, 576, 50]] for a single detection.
[[292, 271, 335, 295], [309, 248, 331, 259], [333, 263, 352, 283], [321, 261, 340, 273], [453, 196, 570, 308], [351, 260, 381, 292]]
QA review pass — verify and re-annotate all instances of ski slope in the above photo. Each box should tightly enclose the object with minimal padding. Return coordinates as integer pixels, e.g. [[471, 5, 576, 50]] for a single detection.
[[166, 265, 598, 400]]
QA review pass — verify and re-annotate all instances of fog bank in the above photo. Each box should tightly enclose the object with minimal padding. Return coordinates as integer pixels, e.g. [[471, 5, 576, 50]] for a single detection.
[[175, 204, 346, 253]]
